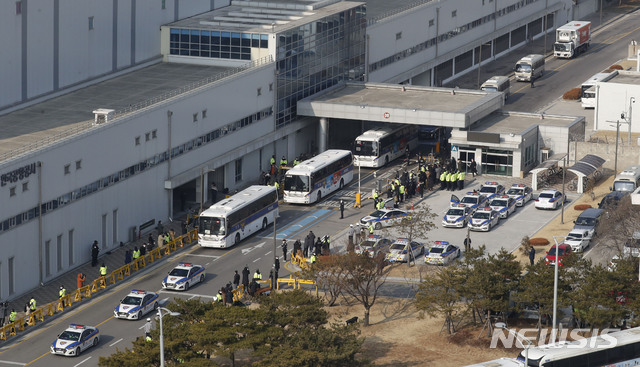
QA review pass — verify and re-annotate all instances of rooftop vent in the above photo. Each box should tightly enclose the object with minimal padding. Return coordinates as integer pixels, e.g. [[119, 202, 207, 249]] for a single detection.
[[93, 109, 115, 125]]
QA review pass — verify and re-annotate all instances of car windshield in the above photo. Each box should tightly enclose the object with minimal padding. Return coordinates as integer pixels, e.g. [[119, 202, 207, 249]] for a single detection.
[[284, 174, 309, 192], [360, 240, 375, 249], [58, 330, 81, 341], [430, 247, 445, 254], [548, 247, 566, 256], [539, 193, 553, 199], [474, 212, 491, 219], [575, 217, 596, 226], [169, 268, 189, 277], [390, 243, 407, 251], [446, 208, 465, 216], [368, 210, 386, 218], [353, 140, 378, 156], [479, 187, 497, 194], [491, 200, 507, 207], [567, 233, 583, 240], [506, 188, 523, 195], [461, 197, 479, 204], [121, 296, 142, 306], [199, 217, 225, 236]]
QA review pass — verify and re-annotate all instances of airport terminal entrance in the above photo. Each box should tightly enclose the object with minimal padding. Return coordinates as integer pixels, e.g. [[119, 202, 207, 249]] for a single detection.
[[481, 149, 513, 176]]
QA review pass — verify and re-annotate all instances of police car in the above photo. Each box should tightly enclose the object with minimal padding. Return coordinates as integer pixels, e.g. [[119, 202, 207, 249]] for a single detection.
[[424, 241, 461, 265], [162, 262, 206, 291], [114, 290, 159, 320], [535, 189, 564, 210], [488, 195, 517, 219], [467, 207, 500, 232], [505, 183, 533, 206], [360, 208, 410, 230], [50, 324, 99, 357], [385, 238, 425, 263], [442, 204, 472, 228], [478, 182, 505, 200], [451, 192, 488, 211], [355, 235, 393, 257]]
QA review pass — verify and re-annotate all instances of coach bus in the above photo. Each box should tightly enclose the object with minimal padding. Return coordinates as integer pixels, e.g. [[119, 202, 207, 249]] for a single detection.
[[198, 185, 278, 248], [580, 70, 617, 109], [352, 124, 418, 168], [517, 327, 640, 366], [283, 149, 354, 204]]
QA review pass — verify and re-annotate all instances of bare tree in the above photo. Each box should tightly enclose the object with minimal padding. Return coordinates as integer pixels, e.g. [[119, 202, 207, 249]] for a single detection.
[[381, 205, 436, 267]]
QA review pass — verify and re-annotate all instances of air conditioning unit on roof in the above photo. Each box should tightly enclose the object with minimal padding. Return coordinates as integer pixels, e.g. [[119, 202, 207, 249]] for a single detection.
[[92, 108, 115, 125]]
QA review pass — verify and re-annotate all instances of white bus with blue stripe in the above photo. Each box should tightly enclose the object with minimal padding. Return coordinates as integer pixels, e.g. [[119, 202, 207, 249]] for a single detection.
[[283, 150, 354, 204], [352, 125, 418, 167], [198, 185, 278, 248]]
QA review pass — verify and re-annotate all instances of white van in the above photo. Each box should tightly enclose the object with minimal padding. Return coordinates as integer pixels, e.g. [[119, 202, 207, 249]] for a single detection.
[[481, 76, 511, 101], [514, 54, 545, 82], [612, 165, 640, 192]]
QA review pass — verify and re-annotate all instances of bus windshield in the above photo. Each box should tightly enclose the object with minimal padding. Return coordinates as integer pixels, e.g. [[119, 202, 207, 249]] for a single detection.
[[481, 86, 498, 92], [354, 140, 378, 156], [199, 217, 226, 235], [515, 63, 531, 73], [614, 181, 636, 192], [284, 174, 309, 192]]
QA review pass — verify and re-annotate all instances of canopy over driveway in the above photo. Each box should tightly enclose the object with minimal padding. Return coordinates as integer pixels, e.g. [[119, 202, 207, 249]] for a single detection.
[[567, 154, 605, 194], [530, 153, 567, 191]]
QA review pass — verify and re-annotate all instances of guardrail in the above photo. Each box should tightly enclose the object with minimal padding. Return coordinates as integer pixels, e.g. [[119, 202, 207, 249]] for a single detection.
[[0, 229, 198, 341]]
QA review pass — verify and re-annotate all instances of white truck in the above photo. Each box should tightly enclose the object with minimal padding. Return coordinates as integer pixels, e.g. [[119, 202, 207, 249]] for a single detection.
[[554, 21, 591, 58]]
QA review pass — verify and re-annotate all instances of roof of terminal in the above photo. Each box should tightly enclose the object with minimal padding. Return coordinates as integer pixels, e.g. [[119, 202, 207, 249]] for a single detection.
[[606, 71, 640, 85], [0, 63, 230, 160], [468, 111, 582, 135]]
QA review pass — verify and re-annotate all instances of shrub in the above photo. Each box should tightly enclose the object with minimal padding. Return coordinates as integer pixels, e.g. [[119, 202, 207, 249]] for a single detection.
[[574, 204, 592, 211], [530, 238, 550, 246], [603, 68, 614, 73], [563, 88, 582, 100], [609, 64, 623, 70]]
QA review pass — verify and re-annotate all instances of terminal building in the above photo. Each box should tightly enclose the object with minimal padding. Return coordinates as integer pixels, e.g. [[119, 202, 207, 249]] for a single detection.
[[0, 0, 596, 299]]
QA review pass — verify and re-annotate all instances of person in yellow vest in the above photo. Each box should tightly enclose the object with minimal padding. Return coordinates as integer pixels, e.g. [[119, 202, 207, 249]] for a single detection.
[[440, 171, 447, 190], [293, 157, 300, 166], [280, 156, 288, 166], [376, 199, 385, 210], [9, 309, 17, 324], [253, 269, 262, 280], [29, 297, 36, 313], [399, 184, 405, 203], [99, 263, 107, 277], [449, 170, 457, 191], [59, 285, 66, 307], [372, 189, 379, 202], [310, 254, 317, 264], [270, 155, 276, 166], [368, 223, 375, 234], [458, 170, 465, 190]]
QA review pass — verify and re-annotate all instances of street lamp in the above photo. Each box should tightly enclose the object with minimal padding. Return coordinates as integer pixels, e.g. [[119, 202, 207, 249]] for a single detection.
[[157, 307, 180, 367], [495, 322, 533, 366], [551, 236, 566, 344]]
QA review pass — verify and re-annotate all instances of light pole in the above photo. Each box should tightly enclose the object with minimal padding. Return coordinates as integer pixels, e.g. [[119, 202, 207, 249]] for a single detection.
[[158, 307, 180, 367], [609, 118, 629, 176], [496, 322, 533, 366], [628, 97, 636, 145], [551, 236, 566, 344]]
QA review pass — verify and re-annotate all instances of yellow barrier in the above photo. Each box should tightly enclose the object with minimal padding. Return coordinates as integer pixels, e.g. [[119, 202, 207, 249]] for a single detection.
[[276, 276, 297, 290], [296, 279, 317, 291], [0, 229, 198, 342]]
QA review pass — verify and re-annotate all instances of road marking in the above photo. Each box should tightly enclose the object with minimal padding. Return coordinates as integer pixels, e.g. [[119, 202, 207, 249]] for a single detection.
[[264, 250, 272, 256], [110, 338, 123, 347], [0, 360, 26, 366], [158, 290, 214, 299], [185, 254, 220, 259], [253, 257, 261, 262], [241, 242, 265, 255], [74, 356, 91, 367], [160, 297, 170, 306]]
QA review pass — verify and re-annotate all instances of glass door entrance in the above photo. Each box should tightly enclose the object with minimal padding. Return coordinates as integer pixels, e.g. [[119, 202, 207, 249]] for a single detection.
[[481, 149, 513, 176]]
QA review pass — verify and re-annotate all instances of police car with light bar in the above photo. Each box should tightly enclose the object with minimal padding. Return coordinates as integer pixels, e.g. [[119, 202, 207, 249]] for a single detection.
[[451, 192, 488, 211], [442, 204, 472, 228], [468, 207, 500, 232], [162, 262, 206, 291], [50, 324, 99, 357], [505, 183, 533, 206], [355, 235, 393, 257], [114, 290, 159, 320], [385, 238, 425, 263], [488, 195, 517, 219], [478, 182, 505, 200], [424, 241, 461, 265], [360, 208, 410, 230]]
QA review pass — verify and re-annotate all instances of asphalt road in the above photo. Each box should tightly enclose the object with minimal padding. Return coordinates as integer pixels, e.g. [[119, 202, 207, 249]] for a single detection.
[[2, 9, 640, 367]]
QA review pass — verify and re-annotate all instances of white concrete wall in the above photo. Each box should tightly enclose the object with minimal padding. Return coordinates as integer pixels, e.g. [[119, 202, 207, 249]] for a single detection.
[[595, 80, 640, 133]]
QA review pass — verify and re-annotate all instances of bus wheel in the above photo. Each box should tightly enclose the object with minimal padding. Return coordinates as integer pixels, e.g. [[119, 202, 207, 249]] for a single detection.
[[235, 233, 241, 245], [262, 218, 268, 230], [339, 179, 344, 190], [317, 191, 322, 202]]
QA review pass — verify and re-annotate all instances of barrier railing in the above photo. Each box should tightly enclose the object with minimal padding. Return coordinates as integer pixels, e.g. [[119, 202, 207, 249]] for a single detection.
[[0, 228, 197, 341]]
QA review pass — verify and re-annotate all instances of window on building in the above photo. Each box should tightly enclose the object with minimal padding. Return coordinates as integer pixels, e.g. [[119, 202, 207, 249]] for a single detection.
[[64, 164, 71, 175], [16, 1, 21, 14], [152, 130, 157, 139], [202, 109, 207, 119], [396, 32, 402, 40], [429, 19, 435, 27], [146, 132, 151, 141], [452, 10, 457, 17], [269, 83, 273, 91], [10, 187, 16, 197], [257, 87, 262, 96], [22, 182, 28, 192], [135, 136, 141, 145], [89, 16, 94, 30], [76, 160, 82, 170], [162, 0, 166, 9], [235, 159, 242, 183], [193, 113, 198, 122]]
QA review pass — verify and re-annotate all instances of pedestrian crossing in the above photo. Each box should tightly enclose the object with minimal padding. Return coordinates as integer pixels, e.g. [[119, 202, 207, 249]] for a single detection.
[[321, 190, 358, 208]]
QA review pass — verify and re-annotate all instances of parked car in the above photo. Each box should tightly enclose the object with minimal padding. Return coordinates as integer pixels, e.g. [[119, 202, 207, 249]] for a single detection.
[[385, 238, 425, 263], [488, 195, 517, 219], [468, 207, 500, 232], [360, 208, 410, 230], [355, 235, 393, 257], [451, 192, 488, 211], [544, 244, 573, 266], [572, 208, 603, 238], [478, 181, 505, 200], [564, 230, 590, 252], [535, 189, 564, 210], [424, 241, 461, 265], [505, 183, 533, 206], [599, 191, 629, 210], [442, 204, 473, 228]]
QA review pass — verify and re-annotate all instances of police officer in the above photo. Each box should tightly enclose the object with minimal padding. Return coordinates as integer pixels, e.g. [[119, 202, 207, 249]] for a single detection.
[[9, 309, 17, 324], [270, 155, 276, 166], [368, 222, 375, 235], [29, 297, 36, 313], [310, 254, 317, 264], [132, 246, 140, 260], [281, 239, 288, 261], [399, 184, 405, 203], [458, 170, 465, 190], [280, 156, 288, 166], [99, 263, 107, 277], [253, 269, 262, 280], [376, 199, 385, 210], [339, 200, 345, 219], [59, 285, 66, 307], [440, 170, 447, 190], [293, 157, 300, 166], [145, 318, 152, 340], [449, 170, 457, 191]]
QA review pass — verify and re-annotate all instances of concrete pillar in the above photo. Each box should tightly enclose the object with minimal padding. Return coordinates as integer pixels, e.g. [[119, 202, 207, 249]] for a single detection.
[[319, 118, 328, 153]]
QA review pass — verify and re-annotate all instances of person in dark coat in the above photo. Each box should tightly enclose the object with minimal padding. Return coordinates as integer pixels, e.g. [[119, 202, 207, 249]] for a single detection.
[[139, 243, 147, 257], [233, 270, 240, 289], [274, 257, 280, 273], [293, 239, 302, 258], [314, 238, 323, 256], [241, 266, 250, 291], [91, 241, 100, 267], [124, 250, 132, 265], [224, 287, 233, 306], [281, 239, 288, 261], [339, 200, 345, 219], [529, 247, 536, 265], [304, 232, 315, 257]]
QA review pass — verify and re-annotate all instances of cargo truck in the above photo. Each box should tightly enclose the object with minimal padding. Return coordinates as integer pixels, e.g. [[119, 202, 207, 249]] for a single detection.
[[554, 21, 591, 58]]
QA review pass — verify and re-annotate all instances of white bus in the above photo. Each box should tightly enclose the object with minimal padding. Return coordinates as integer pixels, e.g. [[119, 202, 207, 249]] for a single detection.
[[197, 185, 278, 248], [517, 327, 640, 366], [353, 125, 418, 167], [580, 70, 618, 108], [515, 54, 545, 82], [283, 149, 354, 204]]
